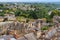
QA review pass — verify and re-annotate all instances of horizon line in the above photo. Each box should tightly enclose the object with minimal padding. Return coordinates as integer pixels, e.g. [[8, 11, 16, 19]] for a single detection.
[[0, 1, 59, 3]]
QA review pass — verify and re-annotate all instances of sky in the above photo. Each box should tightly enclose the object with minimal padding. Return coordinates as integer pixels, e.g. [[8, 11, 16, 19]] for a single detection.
[[0, 0, 60, 2]]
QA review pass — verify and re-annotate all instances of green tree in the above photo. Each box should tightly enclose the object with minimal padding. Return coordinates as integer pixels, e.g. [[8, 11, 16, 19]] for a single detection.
[[28, 10, 38, 19]]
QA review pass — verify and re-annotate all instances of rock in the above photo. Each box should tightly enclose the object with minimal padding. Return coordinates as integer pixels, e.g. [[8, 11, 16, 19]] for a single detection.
[[37, 31, 41, 39], [24, 33, 37, 40], [17, 37, 27, 40]]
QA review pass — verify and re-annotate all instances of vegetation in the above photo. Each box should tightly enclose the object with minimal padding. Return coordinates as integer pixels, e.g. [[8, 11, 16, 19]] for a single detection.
[[0, 3, 60, 22], [50, 10, 60, 18], [41, 26, 49, 30]]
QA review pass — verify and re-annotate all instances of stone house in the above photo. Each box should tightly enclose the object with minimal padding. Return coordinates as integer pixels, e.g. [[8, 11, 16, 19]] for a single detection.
[[4, 13, 16, 21], [0, 16, 4, 22], [53, 16, 60, 27]]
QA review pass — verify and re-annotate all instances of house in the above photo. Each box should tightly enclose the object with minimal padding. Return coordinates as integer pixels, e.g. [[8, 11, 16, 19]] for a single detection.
[[4, 13, 16, 21], [2, 35, 16, 40], [45, 27, 57, 39], [53, 16, 60, 27], [53, 16, 60, 23], [0, 9, 3, 12], [36, 19, 46, 28], [48, 11, 52, 15], [17, 33, 37, 40], [0, 16, 4, 22], [56, 8, 60, 10]]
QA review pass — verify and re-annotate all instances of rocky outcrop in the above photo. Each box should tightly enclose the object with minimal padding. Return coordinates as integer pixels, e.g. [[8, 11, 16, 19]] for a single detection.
[[17, 33, 37, 40]]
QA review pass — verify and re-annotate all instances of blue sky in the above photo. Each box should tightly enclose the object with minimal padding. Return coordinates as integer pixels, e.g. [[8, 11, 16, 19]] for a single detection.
[[0, 0, 60, 2]]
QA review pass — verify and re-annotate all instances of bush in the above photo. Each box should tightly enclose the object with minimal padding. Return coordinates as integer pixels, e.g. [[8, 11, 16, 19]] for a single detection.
[[41, 26, 48, 31]]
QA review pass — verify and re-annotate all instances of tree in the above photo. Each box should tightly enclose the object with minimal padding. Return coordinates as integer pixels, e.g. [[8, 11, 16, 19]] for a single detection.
[[41, 26, 48, 31], [15, 10, 21, 16], [28, 10, 38, 19], [50, 10, 60, 18]]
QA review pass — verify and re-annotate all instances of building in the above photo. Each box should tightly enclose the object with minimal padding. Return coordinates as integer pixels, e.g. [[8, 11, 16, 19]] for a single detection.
[[0, 16, 4, 22], [4, 13, 16, 21]]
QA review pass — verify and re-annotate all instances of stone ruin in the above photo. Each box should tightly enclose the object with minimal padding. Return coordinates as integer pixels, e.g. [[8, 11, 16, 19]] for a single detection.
[[17, 33, 37, 40], [0, 21, 28, 35]]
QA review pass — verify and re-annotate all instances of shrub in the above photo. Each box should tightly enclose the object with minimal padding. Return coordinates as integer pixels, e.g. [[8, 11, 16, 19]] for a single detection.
[[41, 26, 48, 31]]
